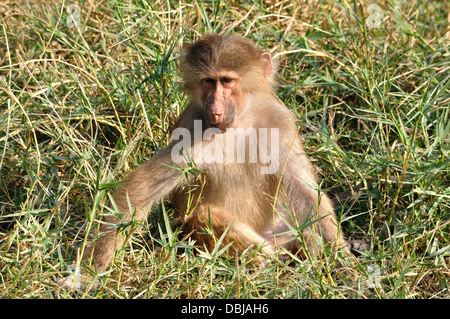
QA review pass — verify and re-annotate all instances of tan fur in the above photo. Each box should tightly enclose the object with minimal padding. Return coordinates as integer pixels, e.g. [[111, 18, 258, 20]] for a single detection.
[[77, 34, 352, 277]]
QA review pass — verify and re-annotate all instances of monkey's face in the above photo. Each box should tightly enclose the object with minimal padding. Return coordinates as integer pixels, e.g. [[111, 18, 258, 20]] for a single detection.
[[201, 71, 244, 132]]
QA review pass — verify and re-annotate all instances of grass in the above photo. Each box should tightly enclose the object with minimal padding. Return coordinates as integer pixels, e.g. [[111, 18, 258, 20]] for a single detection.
[[0, 0, 448, 299]]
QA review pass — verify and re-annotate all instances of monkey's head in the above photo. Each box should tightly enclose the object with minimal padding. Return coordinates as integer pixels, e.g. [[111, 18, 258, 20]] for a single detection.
[[181, 34, 274, 132]]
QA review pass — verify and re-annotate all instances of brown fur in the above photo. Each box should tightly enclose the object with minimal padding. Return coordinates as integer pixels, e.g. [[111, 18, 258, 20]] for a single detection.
[[80, 34, 351, 275]]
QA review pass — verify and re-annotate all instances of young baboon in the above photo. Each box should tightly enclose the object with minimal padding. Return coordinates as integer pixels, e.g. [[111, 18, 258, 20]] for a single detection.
[[60, 34, 353, 290]]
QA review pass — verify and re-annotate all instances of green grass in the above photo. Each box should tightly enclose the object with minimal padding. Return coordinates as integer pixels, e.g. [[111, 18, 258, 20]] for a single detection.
[[0, 0, 448, 299]]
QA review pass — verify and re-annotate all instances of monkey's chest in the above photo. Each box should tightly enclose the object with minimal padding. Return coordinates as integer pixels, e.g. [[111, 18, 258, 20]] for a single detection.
[[173, 163, 273, 221]]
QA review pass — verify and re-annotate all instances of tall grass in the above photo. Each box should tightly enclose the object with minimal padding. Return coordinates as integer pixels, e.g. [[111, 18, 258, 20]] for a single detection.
[[0, 0, 448, 298]]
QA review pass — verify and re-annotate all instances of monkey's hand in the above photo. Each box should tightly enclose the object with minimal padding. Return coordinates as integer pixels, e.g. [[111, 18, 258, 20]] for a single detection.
[[56, 264, 98, 292]]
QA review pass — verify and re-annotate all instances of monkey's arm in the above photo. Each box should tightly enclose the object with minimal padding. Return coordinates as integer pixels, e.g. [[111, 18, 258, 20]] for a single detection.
[[58, 142, 191, 291], [83, 142, 187, 272], [280, 140, 347, 253]]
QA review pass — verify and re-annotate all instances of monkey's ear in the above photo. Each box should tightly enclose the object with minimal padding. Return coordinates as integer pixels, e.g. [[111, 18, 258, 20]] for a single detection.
[[261, 52, 274, 82], [180, 43, 192, 62]]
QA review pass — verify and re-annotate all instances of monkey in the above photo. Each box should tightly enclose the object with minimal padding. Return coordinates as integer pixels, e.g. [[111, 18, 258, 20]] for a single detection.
[[59, 34, 354, 290]]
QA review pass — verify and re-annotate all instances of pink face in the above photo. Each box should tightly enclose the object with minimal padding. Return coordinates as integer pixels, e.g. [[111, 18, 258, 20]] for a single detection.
[[200, 71, 243, 131]]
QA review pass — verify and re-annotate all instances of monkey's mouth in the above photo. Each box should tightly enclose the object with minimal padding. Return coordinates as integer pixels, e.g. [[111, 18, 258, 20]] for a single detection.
[[208, 121, 228, 133], [207, 115, 233, 133]]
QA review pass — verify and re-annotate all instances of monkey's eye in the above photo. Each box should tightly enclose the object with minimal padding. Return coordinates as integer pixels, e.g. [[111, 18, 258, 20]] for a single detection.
[[220, 77, 236, 88], [202, 78, 215, 88]]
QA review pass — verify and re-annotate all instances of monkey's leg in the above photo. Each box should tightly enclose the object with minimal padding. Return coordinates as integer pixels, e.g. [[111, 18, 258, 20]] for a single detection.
[[182, 205, 275, 257]]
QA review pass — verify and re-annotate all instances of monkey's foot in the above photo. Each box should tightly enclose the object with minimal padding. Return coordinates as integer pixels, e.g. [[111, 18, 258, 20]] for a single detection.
[[56, 264, 98, 292]]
